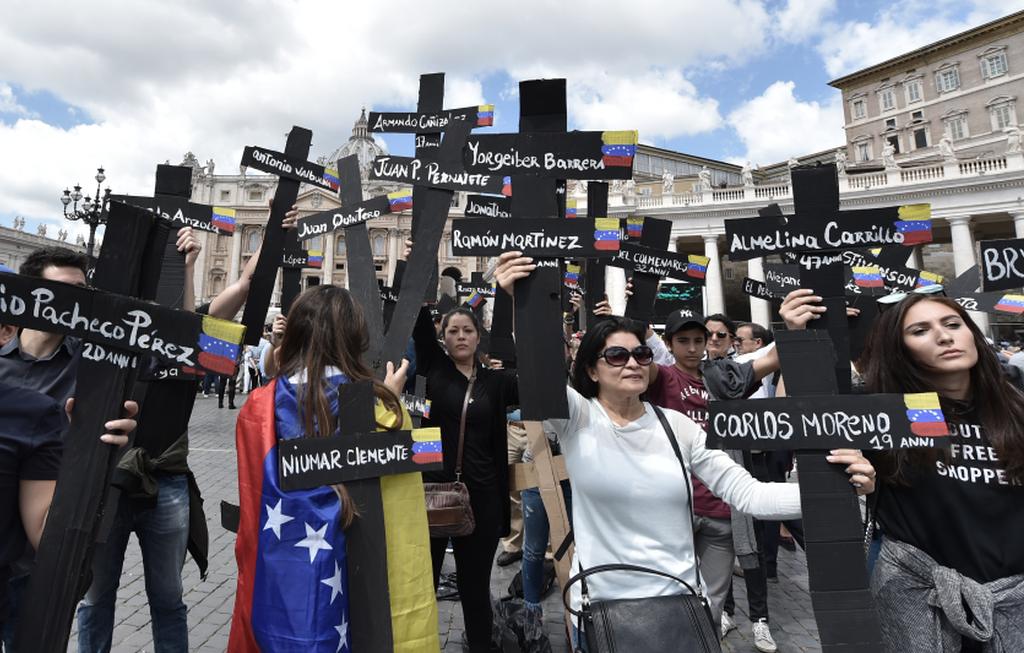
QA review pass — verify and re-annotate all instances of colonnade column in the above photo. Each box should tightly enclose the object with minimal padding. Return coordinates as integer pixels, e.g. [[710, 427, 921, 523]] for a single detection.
[[703, 233, 725, 316], [1012, 211, 1024, 239], [947, 215, 990, 334], [323, 234, 335, 285]]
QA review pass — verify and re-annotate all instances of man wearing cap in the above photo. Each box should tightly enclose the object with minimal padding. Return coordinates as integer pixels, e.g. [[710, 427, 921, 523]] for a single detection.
[[645, 309, 781, 650]]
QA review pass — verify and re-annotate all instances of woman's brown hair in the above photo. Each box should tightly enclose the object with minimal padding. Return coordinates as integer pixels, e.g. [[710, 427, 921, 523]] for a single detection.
[[861, 294, 1024, 484], [275, 285, 404, 527]]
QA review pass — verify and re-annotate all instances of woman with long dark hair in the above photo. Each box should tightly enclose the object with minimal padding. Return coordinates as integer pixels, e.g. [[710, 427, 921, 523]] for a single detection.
[[229, 285, 438, 652], [412, 301, 518, 653], [782, 289, 1024, 652], [496, 253, 875, 650]]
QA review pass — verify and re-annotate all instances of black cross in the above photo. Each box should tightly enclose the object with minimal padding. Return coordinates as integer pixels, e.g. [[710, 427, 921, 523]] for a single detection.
[[718, 164, 946, 652], [9, 201, 246, 652]]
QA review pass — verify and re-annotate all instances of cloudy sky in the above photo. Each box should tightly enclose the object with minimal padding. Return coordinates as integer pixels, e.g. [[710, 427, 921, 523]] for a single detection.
[[2, 0, 1023, 240]]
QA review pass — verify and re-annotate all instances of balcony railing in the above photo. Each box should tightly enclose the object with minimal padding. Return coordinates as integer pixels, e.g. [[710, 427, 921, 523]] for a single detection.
[[601, 153, 1022, 211]]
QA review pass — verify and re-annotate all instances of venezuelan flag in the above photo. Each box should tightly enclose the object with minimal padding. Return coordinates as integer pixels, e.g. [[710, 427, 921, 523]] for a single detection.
[[307, 250, 323, 268], [994, 294, 1024, 313], [476, 105, 494, 127], [211, 206, 237, 233], [916, 271, 943, 288], [197, 316, 245, 376], [853, 265, 884, 288], [903, 393, 950, 437], [467, 292, 485, 309], [323, 166, 340, 191], [502, 176, 512, 196], [421, 400, 431, 420], [601, 131, 638, 167], [388, 189, 413, 212], [565, 199, 577, 218], [593, 218, 622, 251], [626, 217, 643, 239], [895, 204, 933, 245], [564, 263, 581, 288], [687, 255, 709, 280], [411, 427, 443, 465]]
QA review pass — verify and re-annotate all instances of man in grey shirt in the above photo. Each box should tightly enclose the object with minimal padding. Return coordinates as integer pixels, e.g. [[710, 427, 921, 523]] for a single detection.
[[0, 247, 88, 404]]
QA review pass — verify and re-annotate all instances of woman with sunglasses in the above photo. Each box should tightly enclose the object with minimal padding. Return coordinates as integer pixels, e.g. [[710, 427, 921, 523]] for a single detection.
[[780, 288, 1024, 653], [495, 252, 875, 649]]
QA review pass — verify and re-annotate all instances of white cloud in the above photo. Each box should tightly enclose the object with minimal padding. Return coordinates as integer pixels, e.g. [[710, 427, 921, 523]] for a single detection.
[[816, 1, 1024, 78], [0, 0, 779, 228], [727, 81, 844, 164], [774, 0, 837, 42]]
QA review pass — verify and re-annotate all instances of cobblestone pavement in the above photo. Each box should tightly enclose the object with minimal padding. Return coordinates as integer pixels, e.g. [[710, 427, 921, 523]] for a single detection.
[[68, 393, 822, 652]]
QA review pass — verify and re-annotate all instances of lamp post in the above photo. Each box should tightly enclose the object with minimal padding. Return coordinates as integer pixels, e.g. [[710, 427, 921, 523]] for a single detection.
[[61, 166, 111, 260]]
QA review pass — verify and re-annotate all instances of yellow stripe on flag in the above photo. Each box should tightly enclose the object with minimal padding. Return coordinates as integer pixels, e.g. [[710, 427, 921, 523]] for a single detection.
[[594, 218, 619, 231], [689, 254, 711, 266], [213, 206, 235, 219], [898, 204, 931, 221], [601, 130, 638, 145], [411, 427, 441, 443], [904, 392, 941, 410], [201, 316, 245, 345], [478, 104, 494, 112], [853, 266, 879, 275]]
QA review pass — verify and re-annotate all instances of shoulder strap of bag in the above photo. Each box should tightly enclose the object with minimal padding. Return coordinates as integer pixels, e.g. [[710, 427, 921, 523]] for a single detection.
[[454, 367, 477, 480], [651, 403, 706, 598]]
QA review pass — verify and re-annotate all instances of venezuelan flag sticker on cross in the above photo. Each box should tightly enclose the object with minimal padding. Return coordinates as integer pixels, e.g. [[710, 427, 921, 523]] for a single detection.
[[197, 316, 245, 376], [903, 393, 951, 437], [853, 266, 884, 288], [626, 217, 643, 239], [994, 294, 1024, 314], [411, 427, 443, 465], [211, 206, 236, 233], [593, 217, 622, 251]]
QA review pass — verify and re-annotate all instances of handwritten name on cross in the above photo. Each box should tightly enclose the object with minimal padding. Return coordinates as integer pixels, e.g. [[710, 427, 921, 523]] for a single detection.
[[13, 201, 245, 652]]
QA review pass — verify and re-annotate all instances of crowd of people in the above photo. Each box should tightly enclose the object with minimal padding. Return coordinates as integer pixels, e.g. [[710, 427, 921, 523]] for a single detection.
[[1, 222, 1023, 653]]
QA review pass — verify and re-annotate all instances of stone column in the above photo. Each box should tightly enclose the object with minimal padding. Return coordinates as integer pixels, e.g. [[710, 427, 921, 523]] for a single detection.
[[1012, 211, 1024, 239], [323, 234, 335, 285], [229, 230, 243, 282], [703, 234, 725, 316], [947, 215, 990, 334], [747, 256, 771, 327], [387, 228, 400, 282]]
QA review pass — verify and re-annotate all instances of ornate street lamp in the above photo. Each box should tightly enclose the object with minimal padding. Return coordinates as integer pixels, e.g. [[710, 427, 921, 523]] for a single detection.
[[61, 166, 111, 260]]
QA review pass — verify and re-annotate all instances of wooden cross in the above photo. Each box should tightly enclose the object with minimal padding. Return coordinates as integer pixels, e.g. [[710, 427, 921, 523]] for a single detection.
[[9, 200, 245, 652], [720, 164, 943, 652], [112, 164, 236, 309], [238, 126, 332, 343]]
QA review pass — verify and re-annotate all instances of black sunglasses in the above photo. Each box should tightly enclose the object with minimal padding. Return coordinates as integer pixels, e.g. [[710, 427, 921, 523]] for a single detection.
[[597, 345, 654, 367], [877, 284, 945, 312], [708, 330, 731, 340]]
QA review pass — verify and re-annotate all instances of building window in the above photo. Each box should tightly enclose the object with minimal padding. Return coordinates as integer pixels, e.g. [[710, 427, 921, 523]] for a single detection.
[[852, 98, 866, 119], [879, 88, 896, 112], [244, 228, 262, 254], [247, 186, 264, 202], [855, 139, 872, 162], [980, 50, 1008, 79], [885, 118, 897, 130], [219, 189, 231, 202], [905, 79, 923, 104], [886, 135, 901, 154], [913, 128, 929, 149], [944, 114, 968, 140], [935, 66, 960, 94], [988, 97, 1017, 131], [372, 232, 386, 256], [911, 110, 924, 121], [335, 237, 346, 257]]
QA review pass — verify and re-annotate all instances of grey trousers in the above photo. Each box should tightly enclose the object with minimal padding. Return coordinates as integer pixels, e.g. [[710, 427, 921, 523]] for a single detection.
[[693, 515, 735, 625]]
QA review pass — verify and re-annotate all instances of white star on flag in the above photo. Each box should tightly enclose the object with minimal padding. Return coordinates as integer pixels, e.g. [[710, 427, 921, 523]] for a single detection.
[[321, 561, 344, 604], [295, 522, 333, 563], [335, 617, 349, 652], [263, 499, 294, 540]]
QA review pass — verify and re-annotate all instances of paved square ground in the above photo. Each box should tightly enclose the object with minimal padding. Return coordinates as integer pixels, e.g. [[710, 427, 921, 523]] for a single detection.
[[65, 393, 822, 652]]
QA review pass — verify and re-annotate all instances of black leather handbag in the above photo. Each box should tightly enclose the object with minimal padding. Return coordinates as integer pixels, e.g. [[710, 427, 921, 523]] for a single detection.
[[561, 405, 722, 653]]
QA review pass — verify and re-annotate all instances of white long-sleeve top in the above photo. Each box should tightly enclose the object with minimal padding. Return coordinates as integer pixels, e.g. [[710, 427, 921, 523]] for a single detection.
[[545, 386, 801, 613]]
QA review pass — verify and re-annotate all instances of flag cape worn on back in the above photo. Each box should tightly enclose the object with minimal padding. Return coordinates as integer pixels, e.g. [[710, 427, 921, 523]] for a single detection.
[[228, 377, 438, 652]]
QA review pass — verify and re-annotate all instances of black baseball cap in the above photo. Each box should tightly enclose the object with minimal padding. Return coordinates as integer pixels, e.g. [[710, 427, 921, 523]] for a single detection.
[[664, 308, 707, 338]]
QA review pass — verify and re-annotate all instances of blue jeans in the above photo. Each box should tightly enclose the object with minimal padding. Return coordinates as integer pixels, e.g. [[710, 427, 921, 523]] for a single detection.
[[77, 474, 190, 653], [521, 481, 572, 611]]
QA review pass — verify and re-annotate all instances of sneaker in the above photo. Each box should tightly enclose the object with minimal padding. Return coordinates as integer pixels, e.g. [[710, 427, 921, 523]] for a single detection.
[[720, 613, 736, 639], [752, 619, 778, 653]]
